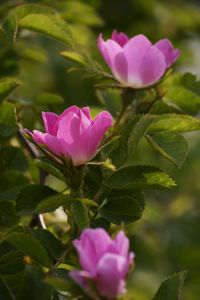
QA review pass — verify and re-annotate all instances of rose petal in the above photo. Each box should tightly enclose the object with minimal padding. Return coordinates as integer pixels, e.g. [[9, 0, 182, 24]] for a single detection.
[[98, 34, 121, 71], [81, 106, 92, 121], [57, 110, 91, 165], [73, 228, 111, 276], [108, 231, 130, 257], [69, 270, 99, 300], [96, 253, 130, 299], [32, 130, 64, 156], [87, 111, 113, 158], [42, 112, 59, 135], [155, 39, 180, 68], [114, 52, 128, 83], [112, 29, 129, 47], [132, 45, 166, 87], [59, 105, 80, 120]]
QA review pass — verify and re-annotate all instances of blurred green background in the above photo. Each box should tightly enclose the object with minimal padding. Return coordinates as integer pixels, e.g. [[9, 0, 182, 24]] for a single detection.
[[1, 0, 200, 299]]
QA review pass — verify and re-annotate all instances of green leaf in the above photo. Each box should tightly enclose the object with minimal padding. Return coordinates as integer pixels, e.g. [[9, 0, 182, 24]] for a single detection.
[[106, 165, 177, 190], [16, 184, 57, 215], [162, 73, 200, 115], [7, 3, 56, 20], [0, 26, 8, 45], [7, 233, 51, 268], [18, 14, 72, 45], [30, 229, 64, 259], [99, 196, 143, 225], [0, 102, 18, 136], [96, 88, 121, 118], [56, 0, 103, 26], [35, 194, 71, 213], [110, 115, 155, 167], [17, 265, 53, 300], [150, 114, 200, 132], [60, 51, 88, 66], [71, 200, 89, 231], [36, 93, 64, 105], [91, 218, 110, 231], [0, 146, 29, 172], [0, 201, 20, 227], [0, 277, 15, 300], [0, 250, 24, 275], [146, 131, 188, 168], [0, 77, 21, 104], [0, 171, 29, 201], [151, 271, 186, 300], [35, 158, 66, 181], [45, 277, 81, 295]]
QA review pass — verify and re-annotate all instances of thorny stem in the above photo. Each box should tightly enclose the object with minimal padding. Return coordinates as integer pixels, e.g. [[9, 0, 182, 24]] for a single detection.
[[17, 125, 47, 230]]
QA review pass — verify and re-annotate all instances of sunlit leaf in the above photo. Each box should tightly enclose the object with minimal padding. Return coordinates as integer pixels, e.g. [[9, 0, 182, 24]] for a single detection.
[[106, 165, 177, 190], [146, 131, 188, 168]]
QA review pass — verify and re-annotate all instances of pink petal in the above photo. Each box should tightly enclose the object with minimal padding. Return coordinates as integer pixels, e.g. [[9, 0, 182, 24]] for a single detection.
[[87, 111, 113, 158], [124, 34, 152, 52], [59, 105, 80, 120], [133, 45, 166, 87], [108, 231, 130, 257], [73, 229, 111, 277], [113, 52, 128, 83], [57, 110, 91, 165], [155, 39, 180, 68], [32, 130, 64, 156], [42, 112, 59, 136], [122, 34, 165, 87], [81, 106, 92, 121], [69, 270, 99, 300], [112, 30, 129, 47], [98, 34, 121, 71], [96, 253, 129, 299]]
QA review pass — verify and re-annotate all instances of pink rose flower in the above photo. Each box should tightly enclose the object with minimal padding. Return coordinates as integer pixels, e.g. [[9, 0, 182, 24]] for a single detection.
[[98, 29, 180, 88], [70, 228, 134, 299], [26, 106, 112, 166]]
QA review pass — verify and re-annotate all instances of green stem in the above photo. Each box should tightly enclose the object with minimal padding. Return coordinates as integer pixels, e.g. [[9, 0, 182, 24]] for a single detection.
[[116, 88, 135, 125]]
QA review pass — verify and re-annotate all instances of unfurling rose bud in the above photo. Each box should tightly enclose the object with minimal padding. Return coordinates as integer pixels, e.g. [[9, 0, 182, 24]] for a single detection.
[[26, 106, 112, 166], [69, 228, 134, 299], [98, 30, 180, 89]]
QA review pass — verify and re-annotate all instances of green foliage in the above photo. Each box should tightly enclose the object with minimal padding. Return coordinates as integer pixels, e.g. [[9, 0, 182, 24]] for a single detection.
[[0, 102, 18, 137], [16, 184, 57, 215], [146, 132, 188, 168], [0, 277, 15, 300], [17, 265, 53, 300], [35, 194, 71, 213], [1, 0, 200, 299], [99, 196, 143, 224], [106, 166, 177, 190], [18, 13, 72, 46], [36, 92, 64, 105], [110, 115, 155, 167], [0, 146, 29, 172], [30, 229, 64, 259], [150, 114, 200, 132], [0, 171, 29, 201], [161, 73, 200, 115], [151, 271, 186, 300], [6, 233, 51, 267], [0, 77, 21, 104], [96, 88, 121, 118], [71, 200, 89, 231]]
